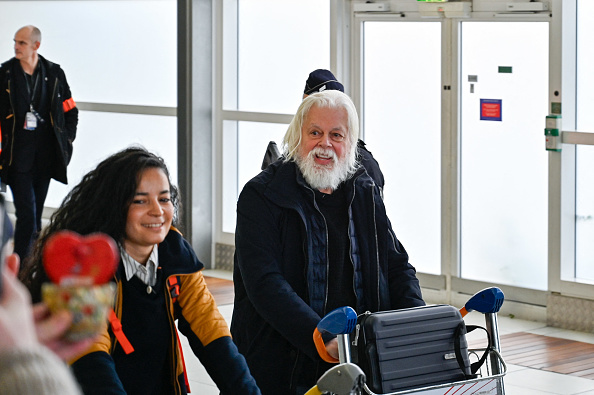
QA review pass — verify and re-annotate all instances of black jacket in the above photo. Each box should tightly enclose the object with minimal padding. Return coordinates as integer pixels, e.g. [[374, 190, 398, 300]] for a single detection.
[[231, 159, 424, 394], [71, 230, 261, 395], [0, 55, 78, 184]]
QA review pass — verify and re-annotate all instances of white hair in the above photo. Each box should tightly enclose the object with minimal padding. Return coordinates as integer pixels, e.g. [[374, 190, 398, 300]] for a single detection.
[[282, 90, 359, 174]]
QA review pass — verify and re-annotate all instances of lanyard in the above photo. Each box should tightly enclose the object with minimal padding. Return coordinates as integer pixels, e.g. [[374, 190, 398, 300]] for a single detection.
[[23, 68, 40, 111]]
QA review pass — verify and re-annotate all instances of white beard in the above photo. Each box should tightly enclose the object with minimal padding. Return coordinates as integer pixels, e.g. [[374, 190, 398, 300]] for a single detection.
[[296, 147, 351, 192]]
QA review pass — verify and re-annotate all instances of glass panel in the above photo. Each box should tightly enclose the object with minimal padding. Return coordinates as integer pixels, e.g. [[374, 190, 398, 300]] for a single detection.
[[575, 146, 594, 282], [363, 21, 442, 275], [460, 22, 549, 290], [575, 1, 594, 283], [40, 111, 177, 208], [222, 121, 288, 233], [0, 1, 177, 106], [577, 1, 594, 132], [230, 0, 330, 113]]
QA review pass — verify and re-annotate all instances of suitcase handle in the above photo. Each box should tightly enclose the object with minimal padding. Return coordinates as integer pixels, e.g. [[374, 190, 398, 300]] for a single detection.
[[454, 323, 491, 378]]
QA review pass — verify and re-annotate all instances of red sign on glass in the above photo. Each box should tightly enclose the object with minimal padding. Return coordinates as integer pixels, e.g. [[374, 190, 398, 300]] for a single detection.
[[480, 99, 502, 121]]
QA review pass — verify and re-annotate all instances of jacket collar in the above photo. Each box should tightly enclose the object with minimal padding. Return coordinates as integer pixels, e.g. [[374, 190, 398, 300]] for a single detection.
[[3, 55, 57, 78], [115, 229, 203, 281]]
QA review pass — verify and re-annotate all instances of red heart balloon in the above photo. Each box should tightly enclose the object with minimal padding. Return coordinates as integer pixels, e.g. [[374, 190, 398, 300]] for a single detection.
[[43, 231, 119, 286]]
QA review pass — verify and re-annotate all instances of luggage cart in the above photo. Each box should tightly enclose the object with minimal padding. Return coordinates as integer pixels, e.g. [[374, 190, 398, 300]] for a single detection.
[[307, 288, 506, 395]]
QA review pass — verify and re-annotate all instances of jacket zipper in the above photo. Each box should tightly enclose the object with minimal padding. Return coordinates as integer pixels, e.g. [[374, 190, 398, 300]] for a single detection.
[[308, 186, 331, 315], [7, 79, 15, 167], [164, 280, 182, 395], [371, 181, 380, 309], [350, 172, 381, 310], [347, 182, 357, 308], [50, 77, 58, 128]]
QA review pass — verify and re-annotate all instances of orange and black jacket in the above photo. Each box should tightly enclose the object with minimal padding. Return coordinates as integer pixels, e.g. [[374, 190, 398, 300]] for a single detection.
[[0, 55, 78, 184], [70, 230, 260, 395]]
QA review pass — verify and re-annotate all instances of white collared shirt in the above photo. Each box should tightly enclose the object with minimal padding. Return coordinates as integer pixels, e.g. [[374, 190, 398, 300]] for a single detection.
[[120, 245, 159, 287]]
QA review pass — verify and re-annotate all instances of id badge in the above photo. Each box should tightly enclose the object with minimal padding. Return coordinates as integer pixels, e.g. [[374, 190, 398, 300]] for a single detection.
[[24, 111, 37, 130]]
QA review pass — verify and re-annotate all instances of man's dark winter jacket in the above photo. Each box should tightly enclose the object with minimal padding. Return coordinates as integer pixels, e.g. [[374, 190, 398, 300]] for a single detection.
[[231, 159, 424, 394], [0, 55, 78, 184]]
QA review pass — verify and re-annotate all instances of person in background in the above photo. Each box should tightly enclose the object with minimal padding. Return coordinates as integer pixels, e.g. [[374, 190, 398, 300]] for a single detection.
[[232, 90, 424, 394], [0, 197, 87, 395], [0, 25, 79, 266], [22, 147, 260, 395]]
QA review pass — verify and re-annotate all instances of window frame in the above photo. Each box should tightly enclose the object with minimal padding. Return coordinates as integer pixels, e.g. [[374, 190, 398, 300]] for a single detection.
[[212, 0, 346, 246]]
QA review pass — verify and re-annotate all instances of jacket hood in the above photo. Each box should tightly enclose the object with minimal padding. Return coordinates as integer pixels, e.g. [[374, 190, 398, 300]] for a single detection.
[[158, 229, 204, 276]]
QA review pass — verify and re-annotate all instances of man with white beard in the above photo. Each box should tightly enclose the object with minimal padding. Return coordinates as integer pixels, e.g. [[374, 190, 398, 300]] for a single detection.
[[231, 90, 425, 395]]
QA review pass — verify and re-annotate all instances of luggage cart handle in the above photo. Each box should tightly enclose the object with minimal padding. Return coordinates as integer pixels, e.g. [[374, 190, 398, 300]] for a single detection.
[[313, 306, 357, 364], [460, 287, 504, 317]]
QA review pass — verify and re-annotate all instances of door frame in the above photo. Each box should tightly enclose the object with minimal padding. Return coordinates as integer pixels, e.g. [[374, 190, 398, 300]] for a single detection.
[[350, 2, 558, 317]]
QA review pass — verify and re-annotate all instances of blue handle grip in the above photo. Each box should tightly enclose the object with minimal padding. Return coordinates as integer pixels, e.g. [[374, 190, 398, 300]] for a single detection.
[[464, 287, 504, 314], [317, 306, 358, 335]]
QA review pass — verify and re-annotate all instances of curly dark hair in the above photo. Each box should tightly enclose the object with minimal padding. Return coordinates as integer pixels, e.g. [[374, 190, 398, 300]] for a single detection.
[[20, 146, 180, 302]]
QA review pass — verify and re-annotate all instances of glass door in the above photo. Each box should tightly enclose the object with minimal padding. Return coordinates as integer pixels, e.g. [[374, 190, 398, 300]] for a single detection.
[[362, 21, 442, 275], [574, 1, 594, 284], [575, 145, 594, 282], [459, 22, 549, 290]]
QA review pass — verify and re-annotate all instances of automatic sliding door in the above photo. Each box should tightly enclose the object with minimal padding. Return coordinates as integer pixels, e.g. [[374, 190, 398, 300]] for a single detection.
[[363, 21, 442, 275], [460, 22, 549, 289]]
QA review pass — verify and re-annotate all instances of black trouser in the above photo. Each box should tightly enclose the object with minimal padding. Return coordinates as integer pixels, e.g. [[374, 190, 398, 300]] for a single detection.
[[8, 169, 51, 268]]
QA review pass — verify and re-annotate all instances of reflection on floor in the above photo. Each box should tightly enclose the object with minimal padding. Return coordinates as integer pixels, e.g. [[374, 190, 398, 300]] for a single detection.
[[180, 271, 594, 395], [500, 332, 594, 380], [203, 275, 235, 306]]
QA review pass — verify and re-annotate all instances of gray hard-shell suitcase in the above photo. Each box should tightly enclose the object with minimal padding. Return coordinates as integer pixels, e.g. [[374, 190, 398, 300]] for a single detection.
[[352, 304, 479, 393]]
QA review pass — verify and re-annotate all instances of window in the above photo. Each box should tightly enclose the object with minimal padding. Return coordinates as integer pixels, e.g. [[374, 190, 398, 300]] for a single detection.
[[0, 1, 177, 208], [218, 0, 331, 235]]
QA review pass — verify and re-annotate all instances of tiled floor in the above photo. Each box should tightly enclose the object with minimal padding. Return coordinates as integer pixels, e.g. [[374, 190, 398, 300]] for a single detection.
[[182, 270, 594, 395]]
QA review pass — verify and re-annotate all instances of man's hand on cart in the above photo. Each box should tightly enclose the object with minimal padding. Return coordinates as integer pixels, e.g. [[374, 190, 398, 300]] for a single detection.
[[313, 306, 357, 364], [324, 338, 339, 360]]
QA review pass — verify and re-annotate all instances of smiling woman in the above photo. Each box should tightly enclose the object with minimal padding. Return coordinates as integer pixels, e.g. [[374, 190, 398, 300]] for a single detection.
[[20, 147, 261, 395], [124, 168, 174, 264]]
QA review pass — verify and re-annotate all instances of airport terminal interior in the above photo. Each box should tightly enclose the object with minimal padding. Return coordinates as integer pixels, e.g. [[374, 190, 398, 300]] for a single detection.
[[1, 1, 593, 394]]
